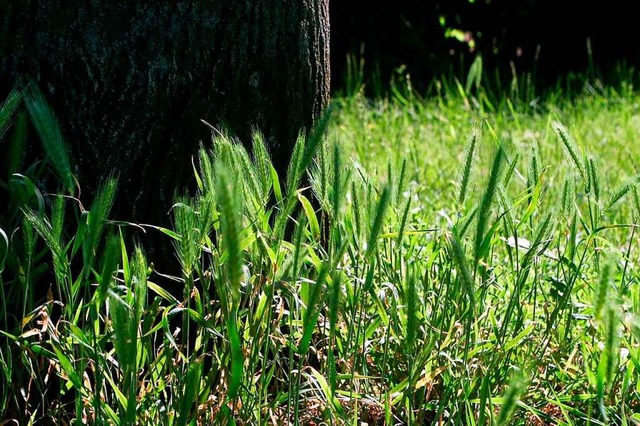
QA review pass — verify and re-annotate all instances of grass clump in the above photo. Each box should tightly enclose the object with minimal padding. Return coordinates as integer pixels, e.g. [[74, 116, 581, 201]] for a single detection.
[[2, 74, 640, 425]]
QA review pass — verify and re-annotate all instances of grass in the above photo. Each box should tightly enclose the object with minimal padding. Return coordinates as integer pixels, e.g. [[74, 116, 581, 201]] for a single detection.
[[2, 71, 640, 425]]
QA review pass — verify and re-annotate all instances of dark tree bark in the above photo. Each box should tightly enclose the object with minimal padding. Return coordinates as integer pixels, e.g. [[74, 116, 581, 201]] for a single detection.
[[1, 3, 329, 421], [0, 0, 330, 227]]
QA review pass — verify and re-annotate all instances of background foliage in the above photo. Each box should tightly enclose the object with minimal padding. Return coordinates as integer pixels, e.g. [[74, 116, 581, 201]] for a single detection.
[[331, 0, 640, 94]]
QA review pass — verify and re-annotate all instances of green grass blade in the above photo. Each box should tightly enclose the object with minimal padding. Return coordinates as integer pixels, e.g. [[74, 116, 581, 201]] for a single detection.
[[298, 192, 321, 240], [298, 262, 329, 355], [0, 228, 7, 273], [96, 235, 120, 306], [108, 290, 137, 422], [177, 359, 203, 426], [227, 307, 243, 400], [50, 341, 82, 391], [309, 366, 346, 419]]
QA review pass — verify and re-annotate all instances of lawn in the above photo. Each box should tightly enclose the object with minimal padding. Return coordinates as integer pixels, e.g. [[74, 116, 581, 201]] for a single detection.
[[2, 72, 640, 425]]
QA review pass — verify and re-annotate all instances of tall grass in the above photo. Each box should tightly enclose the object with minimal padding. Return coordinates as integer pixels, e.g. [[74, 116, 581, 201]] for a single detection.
[[2, 71, 640, 425]]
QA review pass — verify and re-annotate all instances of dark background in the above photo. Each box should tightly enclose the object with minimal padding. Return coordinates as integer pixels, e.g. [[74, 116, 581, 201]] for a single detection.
[[330, 1, 639, 95], [2, 0, 638, 235]]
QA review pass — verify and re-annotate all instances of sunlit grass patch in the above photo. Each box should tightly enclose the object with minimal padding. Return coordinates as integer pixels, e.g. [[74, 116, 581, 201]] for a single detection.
[[2, 76, 640, 424]]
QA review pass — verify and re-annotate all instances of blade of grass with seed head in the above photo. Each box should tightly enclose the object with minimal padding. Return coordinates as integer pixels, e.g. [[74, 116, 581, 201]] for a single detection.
[[0, 89, 22, 142], [25, 86, 74, 193], [604, 173, 640, 215], [96, 235, 120, 307], [597, 295, 621, 422], [332, 141, 349, 221], [286, 134, 306, 194], [396, 196, 412, 248], [526, 143, 540, 199], [23, 208, 71, 302], [450, 231, 476, 311], [458, 124, 480, 206], [560, 174, 576, 219], [496, 368, 529, 426], [552, 120, 586, 184], [251, 131, 274, 198], [51, 195, 65, 254], [502, 152, 519, 191], [216, 165, 245, 402], [632, 186, 640, 221], [115, 246, 147, 422], [216, 166, 243, 307], [594, 257, 613, 322], [588, 156, 601, 203], [83, 176, 118, 277], [396, 157, 407, 204], [131, 247, 147, 327], [366, 183, 391, 259], [172, 199, 201, 278], [474, 145, 505, 266], [300, 105, 333, 176]]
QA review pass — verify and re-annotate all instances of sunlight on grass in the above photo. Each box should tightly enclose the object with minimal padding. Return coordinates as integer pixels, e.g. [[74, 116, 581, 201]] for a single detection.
[[2, 75, 640, 424]]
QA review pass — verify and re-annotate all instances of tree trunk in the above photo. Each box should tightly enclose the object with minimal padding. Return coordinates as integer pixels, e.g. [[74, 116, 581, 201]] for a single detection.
[[0, 0, 330, 226]]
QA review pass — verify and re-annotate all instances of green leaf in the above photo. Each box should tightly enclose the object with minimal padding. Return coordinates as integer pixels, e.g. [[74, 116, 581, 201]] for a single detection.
[[298, 192, 320, 240], [309, 367, 346, 418], [298, 262, 329, 355], [51, 342, 82, 391], [0, 228, 8, 273], [270, 164, 283, 204], [147, 280, 180, 305], [177, 359, 203, 426], [227, 308, 243, 400]]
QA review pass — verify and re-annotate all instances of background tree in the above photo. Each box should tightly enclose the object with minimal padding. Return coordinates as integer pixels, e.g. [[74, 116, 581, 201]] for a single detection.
[[0, 1, 330, 240]]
